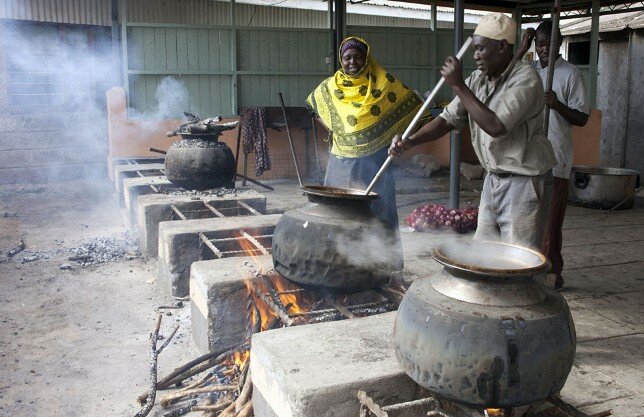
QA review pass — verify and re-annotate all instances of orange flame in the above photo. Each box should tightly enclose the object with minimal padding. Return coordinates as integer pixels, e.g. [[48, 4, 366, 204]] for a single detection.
[[485, 409, 505, 417], [232, 349, 250, 369]]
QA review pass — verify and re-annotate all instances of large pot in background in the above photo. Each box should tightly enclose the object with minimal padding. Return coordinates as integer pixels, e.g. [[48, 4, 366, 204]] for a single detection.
[[271, 186, 403, 291], [394, 241, 576, 408], [569, 166, 640, 210], [165, 137, 236, 190]]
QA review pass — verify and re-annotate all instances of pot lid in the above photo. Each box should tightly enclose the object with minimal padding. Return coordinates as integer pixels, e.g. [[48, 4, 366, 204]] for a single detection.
[[432, 240, 550, 277], [301, 185, 379, 201]]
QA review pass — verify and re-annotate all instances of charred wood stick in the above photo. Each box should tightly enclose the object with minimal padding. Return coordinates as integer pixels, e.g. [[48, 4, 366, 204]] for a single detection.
[[235, 369, 252, 412], [149, 147, 168, 155], [324, 296, 357, 319], [68, 255, 93, 262], [588, 411, 612, 417], [357, 391, 388, 417], [213, 399, 237, 417], [237, 362, 250, 394], [255, 285, 294, 326], [157, 323, 180, 354], [235, 173, 275, 191], [7, 239, 25, 258], [549, 395, 591, 417], [161, 399, 197, 417], [237, 401, 253, 417], [191, 401, 233, 412], [159, 349, 238, 390], [159, 385, 237, 408], [133, 312, 163, 417], [138, 344, 245, 403], [262, 275, 290, 313]]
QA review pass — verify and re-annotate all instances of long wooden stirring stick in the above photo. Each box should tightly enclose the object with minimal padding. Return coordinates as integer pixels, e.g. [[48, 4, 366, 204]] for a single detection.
[[364, 36, 473, 196]]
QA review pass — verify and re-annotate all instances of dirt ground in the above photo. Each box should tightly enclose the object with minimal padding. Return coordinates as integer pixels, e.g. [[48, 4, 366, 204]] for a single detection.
[[0, 180, 197, 417]]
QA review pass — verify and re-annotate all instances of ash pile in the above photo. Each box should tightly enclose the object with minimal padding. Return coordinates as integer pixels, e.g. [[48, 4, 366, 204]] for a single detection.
[[156, 185, 242, 198], [64, 233, 140, 267]]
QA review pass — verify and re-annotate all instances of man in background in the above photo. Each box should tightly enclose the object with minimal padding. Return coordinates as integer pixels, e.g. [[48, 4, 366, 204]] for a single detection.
[[518, 22, 590, 290]]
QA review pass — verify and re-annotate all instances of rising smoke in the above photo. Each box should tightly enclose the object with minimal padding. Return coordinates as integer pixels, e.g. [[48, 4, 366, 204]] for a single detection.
[[0, 21, 192, 185]]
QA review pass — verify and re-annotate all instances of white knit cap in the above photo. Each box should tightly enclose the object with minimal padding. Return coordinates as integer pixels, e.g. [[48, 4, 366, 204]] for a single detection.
[[474, 13, 517, 44]]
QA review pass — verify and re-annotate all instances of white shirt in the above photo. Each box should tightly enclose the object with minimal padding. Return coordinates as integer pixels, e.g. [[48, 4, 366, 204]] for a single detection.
[[531, 57, 589, 179]]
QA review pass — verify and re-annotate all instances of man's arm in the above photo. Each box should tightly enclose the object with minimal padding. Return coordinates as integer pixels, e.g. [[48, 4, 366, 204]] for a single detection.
[[388, 116, 453, 156], [442, 57, 508, 137], [514, 28, 536, 62], [545, 90, 589, 127]]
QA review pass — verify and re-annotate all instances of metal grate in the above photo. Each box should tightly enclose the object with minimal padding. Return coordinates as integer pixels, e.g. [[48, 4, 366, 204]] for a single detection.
[[198, 226, 273, 261], [170, 200, 260, 222], [248, 272, 403, 328]]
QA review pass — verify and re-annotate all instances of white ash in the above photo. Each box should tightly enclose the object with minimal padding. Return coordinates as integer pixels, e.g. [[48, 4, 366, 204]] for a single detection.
[[158, 186, 240, 198], [171, 139, 227, 149], [65, 232, 140, 267]]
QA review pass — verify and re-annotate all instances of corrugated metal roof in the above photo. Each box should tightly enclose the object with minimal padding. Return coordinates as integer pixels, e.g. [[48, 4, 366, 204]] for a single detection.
[[561, 11, 644, 35], [0, 0, 111, 25]]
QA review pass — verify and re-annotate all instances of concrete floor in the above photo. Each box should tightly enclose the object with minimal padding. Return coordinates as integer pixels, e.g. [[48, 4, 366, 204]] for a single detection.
[[0, 174, 642, 416]]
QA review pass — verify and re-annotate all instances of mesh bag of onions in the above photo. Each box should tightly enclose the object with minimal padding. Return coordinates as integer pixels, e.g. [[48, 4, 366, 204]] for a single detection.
[[405, 204, 479, 234]]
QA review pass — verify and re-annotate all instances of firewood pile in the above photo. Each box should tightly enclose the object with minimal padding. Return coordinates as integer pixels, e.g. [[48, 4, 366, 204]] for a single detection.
[[133, 307, 258, 417]]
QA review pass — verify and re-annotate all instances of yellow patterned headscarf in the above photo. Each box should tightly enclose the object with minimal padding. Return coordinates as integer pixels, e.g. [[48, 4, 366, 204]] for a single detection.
[[307, 36, 428, 158]]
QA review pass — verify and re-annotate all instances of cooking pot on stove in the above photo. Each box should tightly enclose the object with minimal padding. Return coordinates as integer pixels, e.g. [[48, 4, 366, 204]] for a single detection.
[[271, 185, 403, 291], [164, 120, 238, 191], [569, 166, 640, 210], [394, 240, 576, 408]]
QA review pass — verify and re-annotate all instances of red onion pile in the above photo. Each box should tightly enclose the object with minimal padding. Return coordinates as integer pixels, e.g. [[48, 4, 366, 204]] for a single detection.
[[405, 204, 479, 234]]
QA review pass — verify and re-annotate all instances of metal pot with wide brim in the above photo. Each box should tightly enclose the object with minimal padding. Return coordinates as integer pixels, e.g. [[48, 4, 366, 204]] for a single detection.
[[271, 185, 403, 292], [569, 166, 640, 210], [394, 240, 576, 407]]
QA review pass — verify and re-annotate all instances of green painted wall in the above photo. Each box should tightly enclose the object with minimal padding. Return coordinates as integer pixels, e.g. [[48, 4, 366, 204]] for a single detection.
[[124, 23, 476, 117]]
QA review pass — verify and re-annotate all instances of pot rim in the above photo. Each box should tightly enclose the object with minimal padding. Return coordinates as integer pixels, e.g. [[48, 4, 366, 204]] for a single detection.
[[572, 165, 640, 176], [301, 185, 379, 201], [432, 240, 551, 277]]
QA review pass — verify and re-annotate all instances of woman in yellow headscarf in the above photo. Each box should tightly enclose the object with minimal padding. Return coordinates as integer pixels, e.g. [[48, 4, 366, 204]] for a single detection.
[[307, 36, 427, 228]]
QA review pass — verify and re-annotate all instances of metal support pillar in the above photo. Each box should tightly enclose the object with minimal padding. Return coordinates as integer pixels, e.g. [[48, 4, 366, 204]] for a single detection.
[[430, 1, 438, 89], [334, 0, 346, 71], [449, 0, 464, 209], [589, 0, 600, 109], [111, 0, 121, 86], [230, 0, 238, 114], [119, 0, 129, 103], [513, 8, 522, 50]]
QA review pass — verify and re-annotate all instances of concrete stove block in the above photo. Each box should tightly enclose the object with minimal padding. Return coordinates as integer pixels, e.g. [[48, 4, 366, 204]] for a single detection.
[[109, 156, 165, 181], [190, 255, 273, 354], [158, 214, 281, 298], [122, 176, 171, 227], [137, 191, 267, 257], [250, 312, 428, 417], [114, 163, 165, 195]]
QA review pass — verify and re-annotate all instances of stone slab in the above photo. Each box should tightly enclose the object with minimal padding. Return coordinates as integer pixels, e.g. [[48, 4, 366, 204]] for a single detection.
[[190, 255, 273, 355], [108, 156, 164, 181], [567, 302, 638, 342], [114, 163, 165, 193], [562, 241, 644, 270], [251, 312, 428, 417], [137, 191, 267, 257], [569, 292, 644, 332], [122, 176, 171, 227], [575, 334, 644, 396], [559, 361, 637, 409], [560, 261, 644, 300], [158, 214, 281, 298]]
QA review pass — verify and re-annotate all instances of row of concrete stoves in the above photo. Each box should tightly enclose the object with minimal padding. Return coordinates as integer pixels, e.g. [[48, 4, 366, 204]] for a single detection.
[[111, 157, 426, 417]]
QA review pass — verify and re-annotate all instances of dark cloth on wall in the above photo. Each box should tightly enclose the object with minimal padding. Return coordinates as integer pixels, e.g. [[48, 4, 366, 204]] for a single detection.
[[242, 107, 272, 176]]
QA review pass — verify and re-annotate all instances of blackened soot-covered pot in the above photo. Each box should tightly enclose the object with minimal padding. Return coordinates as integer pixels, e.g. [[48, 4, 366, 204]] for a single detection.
[[165, 137, 236, 190], [271, 185, 403, 291], [394, 240, 576, 408]]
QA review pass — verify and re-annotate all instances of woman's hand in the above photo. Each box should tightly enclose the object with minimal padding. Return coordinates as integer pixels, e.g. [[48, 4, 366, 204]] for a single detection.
[[389, 134, 413, 156]]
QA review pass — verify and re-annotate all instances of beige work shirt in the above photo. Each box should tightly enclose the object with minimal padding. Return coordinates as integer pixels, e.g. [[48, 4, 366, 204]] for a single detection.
[[440, 61, 556, 176], [531, 57, 589, 179]]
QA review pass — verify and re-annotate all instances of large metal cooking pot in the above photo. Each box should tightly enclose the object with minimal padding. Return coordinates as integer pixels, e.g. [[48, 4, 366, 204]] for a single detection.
[[394, 240, 576, 408], [164, 121, 238, 190], [569, 166, 640, 210], [165, 138, 236, 190], [271, 185, 403, 291]]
